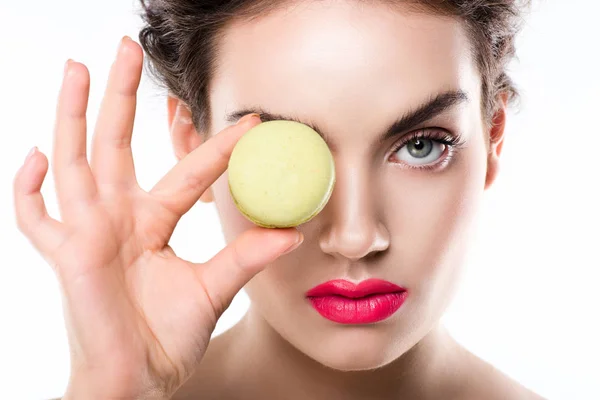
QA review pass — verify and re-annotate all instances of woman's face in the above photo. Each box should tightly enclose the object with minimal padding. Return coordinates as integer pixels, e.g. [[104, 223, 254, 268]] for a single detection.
[[191, 1, 500, 370]]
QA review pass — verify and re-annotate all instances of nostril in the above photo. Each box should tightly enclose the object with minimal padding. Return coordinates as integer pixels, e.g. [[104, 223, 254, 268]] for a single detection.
[[319, 220, 390, 261], [364, 249, 387, 262]]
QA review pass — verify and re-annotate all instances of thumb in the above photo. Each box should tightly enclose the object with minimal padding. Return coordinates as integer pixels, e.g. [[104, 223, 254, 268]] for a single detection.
[[195, 227, 303, 316]]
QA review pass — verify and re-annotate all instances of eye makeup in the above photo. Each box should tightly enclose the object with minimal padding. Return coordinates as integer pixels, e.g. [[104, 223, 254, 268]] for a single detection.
[[387, 128, 467, 172]]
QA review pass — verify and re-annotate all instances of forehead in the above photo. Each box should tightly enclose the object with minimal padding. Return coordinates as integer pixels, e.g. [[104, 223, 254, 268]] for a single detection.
[[210, 1, 480, 132]]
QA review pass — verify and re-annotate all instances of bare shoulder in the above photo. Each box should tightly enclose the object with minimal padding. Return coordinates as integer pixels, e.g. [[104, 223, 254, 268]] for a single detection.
[[457, 349, 546, 400], [172, 328, 238, 400], [467, 375, 546, 400]]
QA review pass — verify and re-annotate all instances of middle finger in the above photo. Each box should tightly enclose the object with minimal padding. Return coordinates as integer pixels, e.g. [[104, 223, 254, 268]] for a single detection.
[[90, 36, 143, 189]]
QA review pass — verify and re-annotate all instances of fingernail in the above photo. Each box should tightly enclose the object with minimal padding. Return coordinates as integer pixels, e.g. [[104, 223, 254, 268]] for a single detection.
[[117, 36, 130, 55], [237, 113, 261, 125], [64, 59, 72, 76], [24, 146, 37, 164], [282, 231, 304, 255]]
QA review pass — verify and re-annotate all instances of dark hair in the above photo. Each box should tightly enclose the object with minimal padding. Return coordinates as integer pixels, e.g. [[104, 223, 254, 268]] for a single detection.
[[138, 0, 530, 134]]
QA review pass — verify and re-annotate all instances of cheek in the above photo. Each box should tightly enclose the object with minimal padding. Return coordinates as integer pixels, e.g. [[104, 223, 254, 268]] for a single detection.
[[382, 141, 488, 285]]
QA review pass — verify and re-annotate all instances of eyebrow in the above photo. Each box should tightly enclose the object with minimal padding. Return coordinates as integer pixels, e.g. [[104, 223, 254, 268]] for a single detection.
[[225, 90, 469, 146]]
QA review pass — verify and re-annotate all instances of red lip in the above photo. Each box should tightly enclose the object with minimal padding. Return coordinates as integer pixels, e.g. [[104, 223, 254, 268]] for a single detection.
[[306, 279, 408, 324]]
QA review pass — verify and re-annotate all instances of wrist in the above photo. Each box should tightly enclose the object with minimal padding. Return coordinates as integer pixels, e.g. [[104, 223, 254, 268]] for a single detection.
[[64, 370, 170, 400], [64, 387, 168, 400]]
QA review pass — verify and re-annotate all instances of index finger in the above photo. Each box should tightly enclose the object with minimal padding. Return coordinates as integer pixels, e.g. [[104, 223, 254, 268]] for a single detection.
[[149, 113, 261, 217]]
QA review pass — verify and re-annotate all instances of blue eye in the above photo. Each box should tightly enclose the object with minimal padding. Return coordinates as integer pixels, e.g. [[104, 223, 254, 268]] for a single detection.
[[388, 128, 466, 170], [394, 138, 446, 166]]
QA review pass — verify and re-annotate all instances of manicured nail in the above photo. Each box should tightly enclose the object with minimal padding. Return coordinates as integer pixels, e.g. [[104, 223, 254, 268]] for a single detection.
[[117, 36, 125, 55], [237, 113, 261, 125], [118, 36, 132, 55], [64, 59, 72, 76], [24, 146, 37, 165], [282, 231, 304, 255]]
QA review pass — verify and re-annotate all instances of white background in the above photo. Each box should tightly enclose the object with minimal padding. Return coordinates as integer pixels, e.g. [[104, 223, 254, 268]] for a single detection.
[[1, 0, 598, 399]]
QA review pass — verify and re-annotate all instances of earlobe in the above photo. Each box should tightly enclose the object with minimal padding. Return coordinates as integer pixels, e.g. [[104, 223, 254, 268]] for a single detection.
[[484, 94, 509, 190], [166, 94, 214, 203]]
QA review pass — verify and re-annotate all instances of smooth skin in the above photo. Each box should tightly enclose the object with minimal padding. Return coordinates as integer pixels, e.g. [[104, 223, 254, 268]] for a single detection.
[[13, 37, 302, 399], [15, 3, 546, 400], [168, 2, 544, 400]]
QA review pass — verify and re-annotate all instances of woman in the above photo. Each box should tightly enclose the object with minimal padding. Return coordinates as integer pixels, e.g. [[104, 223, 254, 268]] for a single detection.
[[13, 0, 544, 398]]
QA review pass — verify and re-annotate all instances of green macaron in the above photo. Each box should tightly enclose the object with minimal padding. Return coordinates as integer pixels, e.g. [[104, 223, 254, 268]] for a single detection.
[[228, 120, 336, 228]]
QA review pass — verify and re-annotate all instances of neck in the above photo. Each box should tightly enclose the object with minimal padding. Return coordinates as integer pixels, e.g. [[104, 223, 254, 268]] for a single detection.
[[230, 305, 462, 400]]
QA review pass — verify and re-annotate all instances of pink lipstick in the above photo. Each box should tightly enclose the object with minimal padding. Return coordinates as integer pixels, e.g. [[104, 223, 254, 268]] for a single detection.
[[306, 279, 408, 324]]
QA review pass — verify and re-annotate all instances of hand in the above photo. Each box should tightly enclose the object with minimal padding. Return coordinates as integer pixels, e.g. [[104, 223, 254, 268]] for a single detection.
[[13, 36, 303, 399]]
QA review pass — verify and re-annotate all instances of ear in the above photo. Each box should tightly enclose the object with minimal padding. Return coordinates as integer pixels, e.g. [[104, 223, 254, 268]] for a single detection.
[[484, 93, 509, 190], [167, 94, 214, 203]]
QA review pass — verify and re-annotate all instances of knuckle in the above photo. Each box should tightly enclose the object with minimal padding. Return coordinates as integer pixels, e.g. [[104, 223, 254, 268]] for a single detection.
[[182, 172, 207, 193], [14, 207, 34, 235], [230, 241, 249, 271], [68, 153, 90, 168], [213, 136, 231, 161], [111, 135, 132, 150], [197, 273, 226, 320], [14, 213, 30, 235]]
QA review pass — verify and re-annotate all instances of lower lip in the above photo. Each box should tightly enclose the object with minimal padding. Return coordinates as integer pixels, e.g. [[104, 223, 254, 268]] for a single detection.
[[307, 292, 408, 324]]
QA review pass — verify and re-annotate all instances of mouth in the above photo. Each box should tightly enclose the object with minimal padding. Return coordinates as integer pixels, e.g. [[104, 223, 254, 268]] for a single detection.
[[305, 279, 408, 324]]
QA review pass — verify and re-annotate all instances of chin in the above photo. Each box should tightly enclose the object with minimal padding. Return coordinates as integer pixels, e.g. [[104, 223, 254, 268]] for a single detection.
[[297, 325, 410, 372]]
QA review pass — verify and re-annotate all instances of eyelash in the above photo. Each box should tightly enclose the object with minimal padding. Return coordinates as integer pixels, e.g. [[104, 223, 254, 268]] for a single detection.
[[388, 128, 467, 171]]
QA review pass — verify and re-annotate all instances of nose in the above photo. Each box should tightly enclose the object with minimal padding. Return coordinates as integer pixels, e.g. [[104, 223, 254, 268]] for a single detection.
[[318, 164, 390, 261]]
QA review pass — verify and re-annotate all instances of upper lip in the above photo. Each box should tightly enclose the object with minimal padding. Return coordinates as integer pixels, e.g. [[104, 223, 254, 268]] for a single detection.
[[306, 279, 406, 298]]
